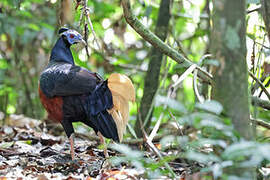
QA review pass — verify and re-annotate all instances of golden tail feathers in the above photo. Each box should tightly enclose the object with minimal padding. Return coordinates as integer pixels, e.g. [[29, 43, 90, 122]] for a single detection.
[[107, 73, 135, 142]]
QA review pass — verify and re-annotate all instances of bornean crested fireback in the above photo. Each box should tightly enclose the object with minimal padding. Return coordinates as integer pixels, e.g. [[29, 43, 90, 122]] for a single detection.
[[39, 27, 135, 160]]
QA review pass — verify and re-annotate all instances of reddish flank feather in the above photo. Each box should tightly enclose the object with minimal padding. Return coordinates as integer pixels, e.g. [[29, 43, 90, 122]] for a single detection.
[[38, 85, 63, 123]]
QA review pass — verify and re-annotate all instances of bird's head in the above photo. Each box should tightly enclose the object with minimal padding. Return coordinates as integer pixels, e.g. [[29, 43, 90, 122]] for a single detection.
[[59, 27, 86, 46]]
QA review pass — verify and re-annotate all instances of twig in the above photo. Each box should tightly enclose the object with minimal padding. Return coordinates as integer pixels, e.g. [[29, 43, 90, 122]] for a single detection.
[[251, 118, 270, 129], [198, 54, 212, 66], [116, 64, 147, 72], [78, 6, 84, 27], [168, 111, 183, 136], [148, 94, 167, 142], [172, 64, 197, 88], [121, 0, 213, 84], [84, 0, 102, 52], [251, 96, 270, 110], [254, 41, 270, 50], [79, 0, 103, 57], [252, 35, 266, 92], [247, 7, 261, 14], [143, 129, 177, 178], [249, 70, 270, 100], [146, 138, 177, 178], [149, 64, 197, 142], [84, 23, 90, 58], [193, 69, 204, 103], [82, 0, 90, 58], [172, 12, 209, 19]]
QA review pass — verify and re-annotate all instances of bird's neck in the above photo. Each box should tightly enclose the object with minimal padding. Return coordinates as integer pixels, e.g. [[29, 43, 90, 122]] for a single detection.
[[50, 37, 74, 65]]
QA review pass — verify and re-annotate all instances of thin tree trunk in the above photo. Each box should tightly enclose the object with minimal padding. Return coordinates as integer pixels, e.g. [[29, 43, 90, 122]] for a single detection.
[[261, 0, 270, 41], [135, 0, 172, 137], [211, 0, 255, 177]]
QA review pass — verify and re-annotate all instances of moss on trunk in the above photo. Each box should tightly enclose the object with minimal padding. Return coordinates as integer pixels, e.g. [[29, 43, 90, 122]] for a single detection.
[[211, 0, 255, 177]]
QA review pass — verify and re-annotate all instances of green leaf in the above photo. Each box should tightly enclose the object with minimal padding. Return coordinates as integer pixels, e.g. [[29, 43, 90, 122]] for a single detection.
[[210, 161, 234, 179], [222, 141, 257, 160], [156, 95, 187, 113], [197, 138, 227, 149], [16, 26, 25, 36], [7, 104, 16, 114], [0, 141, 14, 148], [200, 119, 227, 130], [110, 144, 143, 159], [160, 135, 176, 150], [0, 59, 9, 69], [127, 123, 137, 139], [16, 10, 33, 18], [203, 59, 220, 67], [28, 23, 40, 31], [195, 100, 223, 115], [185, 151, 221, 164]]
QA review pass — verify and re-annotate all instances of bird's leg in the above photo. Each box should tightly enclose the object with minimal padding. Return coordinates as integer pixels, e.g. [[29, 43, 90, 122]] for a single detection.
[[97, 131, 109, 158], [69, 133, 75, 160]]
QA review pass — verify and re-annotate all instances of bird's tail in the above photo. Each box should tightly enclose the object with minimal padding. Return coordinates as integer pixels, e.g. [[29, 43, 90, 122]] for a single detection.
[[107, 73, 135, 142]]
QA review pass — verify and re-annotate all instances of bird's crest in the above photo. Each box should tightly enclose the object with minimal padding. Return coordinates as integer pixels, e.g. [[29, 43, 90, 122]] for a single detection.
[[58, 28, 85, 45], [58, 27, 69, 34]]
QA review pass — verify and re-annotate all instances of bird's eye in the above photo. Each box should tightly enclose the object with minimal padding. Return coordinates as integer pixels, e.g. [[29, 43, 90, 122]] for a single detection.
[[69, 34, 75, 38]]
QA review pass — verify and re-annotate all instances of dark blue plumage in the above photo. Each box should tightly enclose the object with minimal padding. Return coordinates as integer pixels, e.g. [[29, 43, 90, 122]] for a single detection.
[[50, 37, 74, 65], [39, 28, 119, 143]]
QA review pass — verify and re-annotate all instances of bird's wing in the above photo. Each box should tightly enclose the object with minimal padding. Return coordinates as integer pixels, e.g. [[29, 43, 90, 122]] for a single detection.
[[40, 63, 99, 97]]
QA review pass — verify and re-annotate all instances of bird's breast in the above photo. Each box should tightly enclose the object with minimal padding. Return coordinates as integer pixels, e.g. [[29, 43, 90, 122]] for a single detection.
[[39, 85, 63, 123]]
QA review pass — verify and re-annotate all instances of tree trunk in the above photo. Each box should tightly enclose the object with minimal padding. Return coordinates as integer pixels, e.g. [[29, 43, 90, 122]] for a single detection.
[[211, 0, 255, 178], [135, 0, 172, 137], [261, 0, 270, 41]]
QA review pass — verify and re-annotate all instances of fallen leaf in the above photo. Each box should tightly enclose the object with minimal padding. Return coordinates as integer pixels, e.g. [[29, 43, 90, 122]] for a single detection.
[[154, 143, 161, 150], [37, 174, 49, 180], [0, 142, 14, 149]]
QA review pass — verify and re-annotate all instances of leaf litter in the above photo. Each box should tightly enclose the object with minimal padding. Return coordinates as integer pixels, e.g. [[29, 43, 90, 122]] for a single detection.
[[0, 114, 198, 179]]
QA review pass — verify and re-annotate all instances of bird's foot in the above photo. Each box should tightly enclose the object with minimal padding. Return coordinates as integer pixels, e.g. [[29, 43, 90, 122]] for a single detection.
[[69, 133, 76, 160]]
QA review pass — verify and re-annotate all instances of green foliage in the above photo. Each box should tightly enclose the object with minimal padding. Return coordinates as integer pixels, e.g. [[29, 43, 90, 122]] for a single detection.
[[110, 143, 175, 178], [0, 0, 269, 178], [165, 101, 269, 178], [111, 100, 270, 178]]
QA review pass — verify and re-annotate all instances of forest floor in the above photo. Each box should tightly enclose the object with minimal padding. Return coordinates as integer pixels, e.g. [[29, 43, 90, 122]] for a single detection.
[[0, 114, 201, 180]]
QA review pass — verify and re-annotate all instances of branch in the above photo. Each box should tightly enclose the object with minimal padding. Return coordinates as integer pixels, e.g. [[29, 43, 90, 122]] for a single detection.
[[193, 69, 204, 103], [121, 0, 213, 84], [251, 118, 270, 129], [251, 96, 270, 110], [261, 0, 270, 41], [249, 70, 270, 100], [247, 6, 261, 14], [120, 0, 270, 111]]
